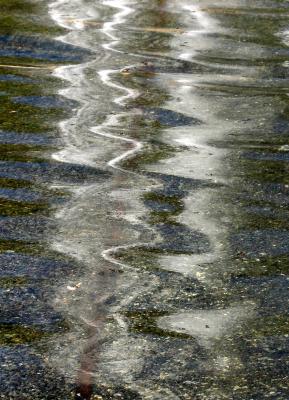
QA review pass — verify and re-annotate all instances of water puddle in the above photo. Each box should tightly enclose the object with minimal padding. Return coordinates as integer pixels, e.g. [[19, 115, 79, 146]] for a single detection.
[[0, 0, 289, 399]]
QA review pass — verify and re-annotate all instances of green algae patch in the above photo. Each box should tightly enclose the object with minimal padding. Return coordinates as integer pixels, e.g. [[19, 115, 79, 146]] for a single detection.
[[114, 243, 208, 272], [113, 246, 189, 271], [230, 203, 289, 232], [0, 177, 33, 189], [114, 246, 159, 271], [0, 0, 64, 37], [0, 16, 63, 37], [122, 142, 177, 171], [0, 241, 44, 255], [0, 0, 35, 12], [124, 310, 191, 339], [0, 80, 40, 97], [239, 159, 289, 184], [243, 315, 289, 338], [0, 199, 47, 216], [0, 144, 52, 163], [143, 192, 184, 223], [234, 255, 289, 278], [0, 98, 67, 133], [0, 277, 28, 288], [0, 323, 47, 345]]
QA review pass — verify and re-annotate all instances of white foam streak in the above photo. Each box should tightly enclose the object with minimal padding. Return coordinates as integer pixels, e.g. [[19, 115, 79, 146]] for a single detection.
[[48, 0, 155, 387], [50, 0, 141, 169], [98, 68, 138, 105], [102, 0, 134, 41], [91, 122, 142, 173]]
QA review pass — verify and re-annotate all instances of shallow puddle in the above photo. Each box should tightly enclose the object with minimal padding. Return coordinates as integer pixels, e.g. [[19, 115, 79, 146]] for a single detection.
[[0, 0, 289, 399]]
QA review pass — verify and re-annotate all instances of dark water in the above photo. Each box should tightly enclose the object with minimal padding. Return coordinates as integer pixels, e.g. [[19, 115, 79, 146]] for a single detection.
[[1, 0, 289, 399]]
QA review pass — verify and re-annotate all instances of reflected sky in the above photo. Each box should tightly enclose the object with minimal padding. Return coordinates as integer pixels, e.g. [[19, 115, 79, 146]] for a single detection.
[[0, 0, 289, 399]]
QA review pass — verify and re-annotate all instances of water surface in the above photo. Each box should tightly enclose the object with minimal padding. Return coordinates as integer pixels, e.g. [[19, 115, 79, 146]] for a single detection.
[[1, 0, 289, 399]]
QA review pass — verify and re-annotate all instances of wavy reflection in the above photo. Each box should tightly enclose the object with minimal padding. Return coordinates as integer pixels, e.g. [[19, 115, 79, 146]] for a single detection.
[[4, 0, 287, 399]]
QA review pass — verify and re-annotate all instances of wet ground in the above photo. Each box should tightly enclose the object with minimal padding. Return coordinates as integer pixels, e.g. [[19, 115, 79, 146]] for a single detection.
[[1, 0, 289, 399]]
